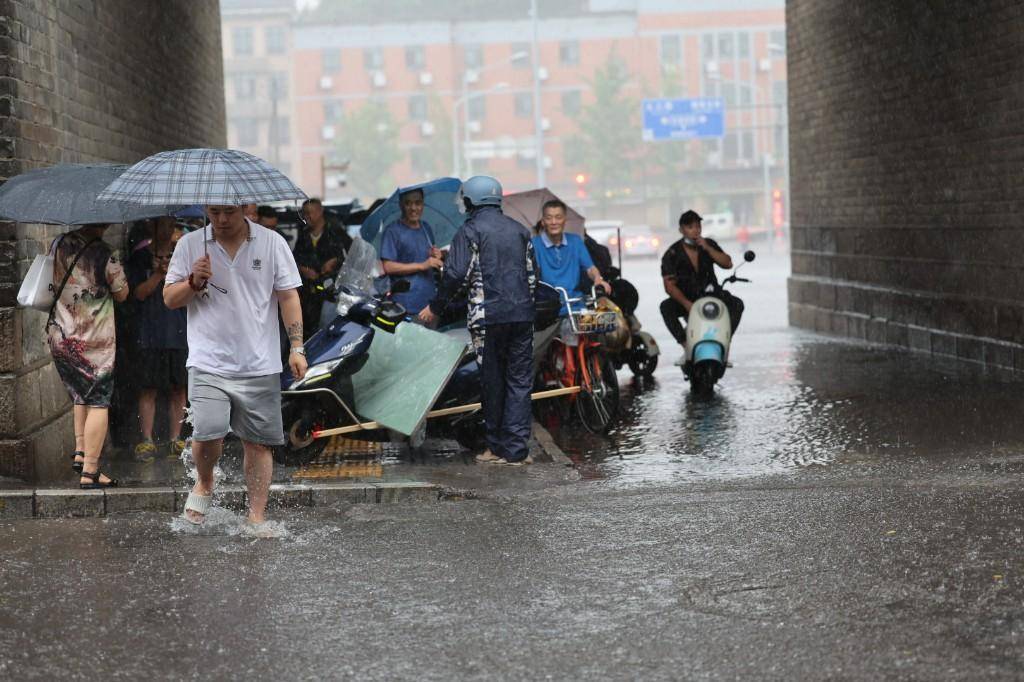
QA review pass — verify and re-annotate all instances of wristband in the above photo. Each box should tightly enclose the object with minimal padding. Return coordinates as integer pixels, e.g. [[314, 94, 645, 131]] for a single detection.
[[290, 346, 306, 356]]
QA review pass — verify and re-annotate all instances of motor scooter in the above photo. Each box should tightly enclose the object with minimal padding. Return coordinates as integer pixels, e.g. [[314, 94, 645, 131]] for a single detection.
[[682, 250, 755, 396], [275, 271, 409, 465]]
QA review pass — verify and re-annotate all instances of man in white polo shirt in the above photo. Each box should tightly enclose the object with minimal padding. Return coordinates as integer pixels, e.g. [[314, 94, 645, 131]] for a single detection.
[[165, 205, 307, 532]]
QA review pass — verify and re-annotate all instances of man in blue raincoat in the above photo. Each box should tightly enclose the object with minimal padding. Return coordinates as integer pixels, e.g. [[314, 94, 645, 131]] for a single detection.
[[419, 176, 537, 465]]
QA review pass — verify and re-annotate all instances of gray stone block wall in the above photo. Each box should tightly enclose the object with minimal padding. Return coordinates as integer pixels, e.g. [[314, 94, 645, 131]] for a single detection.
[[0, 1, 226, 481], [787, 1, 1024, 369]]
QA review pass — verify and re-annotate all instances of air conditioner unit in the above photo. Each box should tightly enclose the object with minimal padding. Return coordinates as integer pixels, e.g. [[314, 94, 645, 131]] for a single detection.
[[706, 151, 721, 167], [372, 71, 387, 88], [467, 120, 482, 134], [465, 69, 479, 84], [419, 71, 434, 86], [319, 76, 333, 90], [704, 60, 719, 74], [758, 58, 772, 72], [536, 66, 549, 81], [420, 121, 435, 137], [540, 117, 550, 131], [542, 155, 552, 169], [321, 125, 335, 140]]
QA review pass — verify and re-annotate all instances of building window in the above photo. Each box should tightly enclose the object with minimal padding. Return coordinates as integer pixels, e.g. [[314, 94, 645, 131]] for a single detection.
[[769, 30, 786, 54], [723, 132, 738, 162], [322, 49, 341, 74], [741, 130, 754, 161], [772, 80, 787, 104], [270, 72, 288, 98], [738, 83, 751, 106], [561, 89, 581, 116], [465, 44, 484, 69], [270, 117, 290, 145], [660, 34, 681, 69], [232, 27, 253, 56], [702, 34, 714, 59], [236, 118, 259, 146], [718, 33, 734, 58], [233, 74, 257, 99], [467, 96, 486, 122], [559, 40, 579, 66], [405, 45, 425, 70], [408, 95, 428, 121], [722, 81, 737, 108], [517, 154, 535, 169], [738, 32, 751, 59], [364, 47, 384, 70], [265, 26, 286, 55], [514, 92, 533, 118], [511, 43, 530, 67], [323, 101, 343, 122], [410, 147, 432, 175]]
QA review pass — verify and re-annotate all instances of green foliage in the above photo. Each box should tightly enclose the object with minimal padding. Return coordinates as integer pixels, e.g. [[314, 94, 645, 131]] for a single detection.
[[420, 94, 454, 179], [335, 102, 402, 199], [566, 53, 637, 213]]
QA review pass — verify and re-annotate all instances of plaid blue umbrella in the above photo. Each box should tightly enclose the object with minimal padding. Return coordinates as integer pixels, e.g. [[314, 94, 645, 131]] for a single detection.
[[97, 148, 306, 206], [0, 164, 181, 225]]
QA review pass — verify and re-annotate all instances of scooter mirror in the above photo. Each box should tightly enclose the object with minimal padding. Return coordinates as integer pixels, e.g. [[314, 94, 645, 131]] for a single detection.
[[743, 250, 756, 263], [391, 279, 412, 294]]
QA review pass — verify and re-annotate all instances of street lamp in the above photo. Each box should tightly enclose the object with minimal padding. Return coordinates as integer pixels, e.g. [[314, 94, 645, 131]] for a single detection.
[[453, 51, 528, 177]]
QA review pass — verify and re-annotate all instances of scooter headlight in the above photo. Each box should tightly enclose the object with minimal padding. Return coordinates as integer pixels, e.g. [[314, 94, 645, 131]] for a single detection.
[[290, 357, 344, 389], [701, 301, 721, 319]]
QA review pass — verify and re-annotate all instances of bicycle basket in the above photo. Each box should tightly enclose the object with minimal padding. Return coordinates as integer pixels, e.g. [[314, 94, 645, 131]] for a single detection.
[[572, 309, 620, 335]]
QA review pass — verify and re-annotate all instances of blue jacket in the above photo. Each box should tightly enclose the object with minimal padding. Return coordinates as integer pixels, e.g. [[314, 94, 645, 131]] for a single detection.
[[429, 205, 536, 328]]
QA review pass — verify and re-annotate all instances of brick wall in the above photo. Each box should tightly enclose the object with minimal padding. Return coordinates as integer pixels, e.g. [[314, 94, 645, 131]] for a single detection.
[[787, 1, 1024, 370], [0, 0, 226, 481]]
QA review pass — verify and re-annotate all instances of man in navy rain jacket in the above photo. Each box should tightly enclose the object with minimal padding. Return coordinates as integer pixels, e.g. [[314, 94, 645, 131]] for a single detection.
[[419, 176, 537, 465]]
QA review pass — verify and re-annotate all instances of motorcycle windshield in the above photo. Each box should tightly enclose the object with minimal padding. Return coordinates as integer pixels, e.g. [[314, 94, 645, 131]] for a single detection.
[[350, 320, 466, 436], [335, 237, 380, 296]]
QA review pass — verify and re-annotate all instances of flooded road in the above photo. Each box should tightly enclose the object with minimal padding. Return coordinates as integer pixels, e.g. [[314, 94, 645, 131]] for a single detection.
[[555, 244, 1024, 485]]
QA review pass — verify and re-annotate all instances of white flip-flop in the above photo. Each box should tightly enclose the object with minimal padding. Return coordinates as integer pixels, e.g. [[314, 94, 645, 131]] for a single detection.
[[182, 491, 212, 525]]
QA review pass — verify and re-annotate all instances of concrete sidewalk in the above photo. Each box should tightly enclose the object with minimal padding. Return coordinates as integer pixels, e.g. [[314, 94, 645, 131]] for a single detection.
[[0, 422, 575, 519]]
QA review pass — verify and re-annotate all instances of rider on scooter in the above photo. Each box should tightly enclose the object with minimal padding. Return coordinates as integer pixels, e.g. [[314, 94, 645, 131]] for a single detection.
[[660, 210, 744, 366]]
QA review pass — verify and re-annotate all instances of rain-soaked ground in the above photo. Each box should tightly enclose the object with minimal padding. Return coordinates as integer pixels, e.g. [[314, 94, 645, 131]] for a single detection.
[[5, 241, 1024, 679]]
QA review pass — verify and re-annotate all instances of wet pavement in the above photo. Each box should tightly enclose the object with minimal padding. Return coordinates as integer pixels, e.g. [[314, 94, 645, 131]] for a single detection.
[[4, 241, 1024, 679]]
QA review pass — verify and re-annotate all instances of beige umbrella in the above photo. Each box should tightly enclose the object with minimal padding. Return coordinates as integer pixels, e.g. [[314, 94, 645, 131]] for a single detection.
[[503, 188, 585, 236]]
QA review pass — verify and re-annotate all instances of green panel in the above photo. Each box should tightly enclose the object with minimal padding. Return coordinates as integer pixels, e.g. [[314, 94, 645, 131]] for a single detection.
[[350, 322, 467, 436]]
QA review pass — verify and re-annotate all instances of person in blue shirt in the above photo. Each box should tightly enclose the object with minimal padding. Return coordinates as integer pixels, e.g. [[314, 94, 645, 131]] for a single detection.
[[378, 188, 443, 318], [532, 199, 611, 317]]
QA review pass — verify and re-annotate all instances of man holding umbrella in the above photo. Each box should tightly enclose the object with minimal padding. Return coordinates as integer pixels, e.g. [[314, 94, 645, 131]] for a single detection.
[[379, 188, 443, 319], [99, 148, 309, 534]]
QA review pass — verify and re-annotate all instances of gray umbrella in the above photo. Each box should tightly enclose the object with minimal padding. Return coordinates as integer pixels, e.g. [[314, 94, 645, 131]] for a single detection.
[[0, 164, 181, 225]]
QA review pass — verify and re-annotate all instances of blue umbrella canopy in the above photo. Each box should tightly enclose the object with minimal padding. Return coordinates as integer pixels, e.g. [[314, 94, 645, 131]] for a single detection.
[[0, 164, 181, 225], [360, 177, 465, 251]]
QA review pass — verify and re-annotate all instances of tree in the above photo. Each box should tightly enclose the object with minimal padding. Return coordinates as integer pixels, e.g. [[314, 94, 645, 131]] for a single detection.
[[417, 94, 454, 180], [334, 101, 402, 200], [565, 54, 637, 216]]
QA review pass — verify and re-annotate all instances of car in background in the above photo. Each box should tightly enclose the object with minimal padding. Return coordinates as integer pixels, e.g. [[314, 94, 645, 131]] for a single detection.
[[701, 212, 734, 241], [606, 225, 661, 259]]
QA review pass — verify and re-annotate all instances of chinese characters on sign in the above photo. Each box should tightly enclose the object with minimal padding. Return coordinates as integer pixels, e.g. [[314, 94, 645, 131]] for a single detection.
[[642, 98, 725, 141]]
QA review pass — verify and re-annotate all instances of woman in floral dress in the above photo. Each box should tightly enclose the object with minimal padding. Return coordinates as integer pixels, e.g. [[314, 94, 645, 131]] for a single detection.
[[47, 224, 129, 488]]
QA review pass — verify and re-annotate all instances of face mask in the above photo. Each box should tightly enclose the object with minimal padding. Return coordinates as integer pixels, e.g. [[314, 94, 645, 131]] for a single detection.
[[683, 237, 697, 247]]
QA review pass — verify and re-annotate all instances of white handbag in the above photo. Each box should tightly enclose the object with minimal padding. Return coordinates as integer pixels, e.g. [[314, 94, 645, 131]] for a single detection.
[[17, 251, 55, 311]]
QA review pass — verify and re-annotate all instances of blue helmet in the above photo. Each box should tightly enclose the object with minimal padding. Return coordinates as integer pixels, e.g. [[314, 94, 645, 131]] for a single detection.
[[462, 175, 503, 207]]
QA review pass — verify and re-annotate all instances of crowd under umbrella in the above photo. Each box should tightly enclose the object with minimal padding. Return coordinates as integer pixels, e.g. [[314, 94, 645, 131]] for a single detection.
[[503, 187, 586, 237], [0, 164, 183, 226], [359, 177, 465, 252]]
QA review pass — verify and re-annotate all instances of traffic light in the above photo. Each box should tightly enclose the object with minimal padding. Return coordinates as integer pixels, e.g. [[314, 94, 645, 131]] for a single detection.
[[575, 172, 588, 199], [772, 189, 785, 228]]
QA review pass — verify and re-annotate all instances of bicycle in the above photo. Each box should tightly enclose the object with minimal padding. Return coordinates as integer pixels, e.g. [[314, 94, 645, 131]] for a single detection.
[[535, 286, 621, 434]]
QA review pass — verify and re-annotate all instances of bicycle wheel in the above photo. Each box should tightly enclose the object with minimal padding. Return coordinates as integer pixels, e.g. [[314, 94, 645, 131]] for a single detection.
[[575, 350, 619, 434]]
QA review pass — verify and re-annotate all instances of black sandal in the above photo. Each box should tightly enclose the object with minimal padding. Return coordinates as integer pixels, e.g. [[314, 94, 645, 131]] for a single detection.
[[70, 450, 85, 474], [79, 470, 118, 490]]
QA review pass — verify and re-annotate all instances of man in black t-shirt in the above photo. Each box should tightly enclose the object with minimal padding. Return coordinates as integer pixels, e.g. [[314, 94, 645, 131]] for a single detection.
[[660, 210, 744, 362]]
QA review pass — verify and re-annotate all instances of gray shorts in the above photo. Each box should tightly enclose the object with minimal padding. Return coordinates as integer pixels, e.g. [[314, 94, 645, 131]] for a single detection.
[[187, 368, 284, 446]]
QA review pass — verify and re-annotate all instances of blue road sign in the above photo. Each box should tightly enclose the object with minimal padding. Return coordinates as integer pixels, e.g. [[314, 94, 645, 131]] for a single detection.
[[642, 98, 725, 141]]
